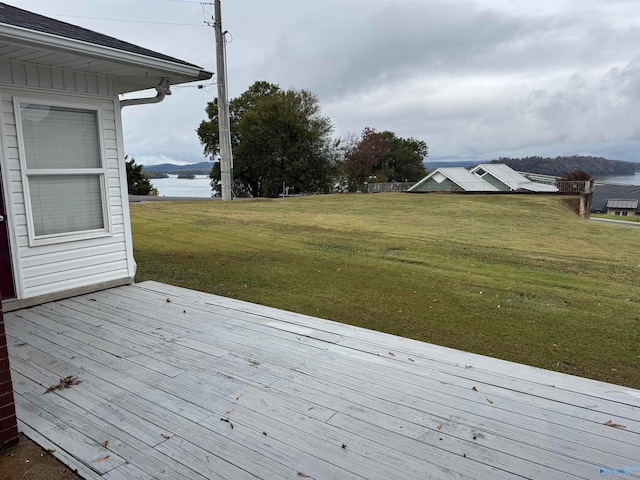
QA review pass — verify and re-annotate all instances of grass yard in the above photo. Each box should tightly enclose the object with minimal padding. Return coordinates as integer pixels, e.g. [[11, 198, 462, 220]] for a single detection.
[[592, 213, 640, 223], [131, 194, 640, 388]]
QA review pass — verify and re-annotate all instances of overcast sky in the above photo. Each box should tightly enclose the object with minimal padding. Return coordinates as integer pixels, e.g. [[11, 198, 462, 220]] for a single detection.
[[15, 0, 640, 165]]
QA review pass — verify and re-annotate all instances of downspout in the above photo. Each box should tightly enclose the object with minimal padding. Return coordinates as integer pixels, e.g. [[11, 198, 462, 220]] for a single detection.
[[120, 78, 171, 108]]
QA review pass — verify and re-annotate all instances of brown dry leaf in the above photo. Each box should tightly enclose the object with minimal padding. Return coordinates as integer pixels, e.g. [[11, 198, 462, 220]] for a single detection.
[[92, 455, 110, 463], [226, 409, 235, 414], [308, 407, 314, 411], [485, 397, 493, 404], [341, 444, 347, 449], [44, 375, 82, 394], [439, 381, 449, 385], [471, 386, 478, 392], [101, 440, 109, 448], [235, 394, 243, 401], [297, 473, 309, 478], [603, 420, 627, 429], [220, 418, 234, 429], [166, 298, 171, 303], [436, 423, 442, 430], [463, 453, 467, 458], [161, 433, 171, 439], [388, 352, 395, 356], [408, 358, 415, 362], [465, 365, 472, 369], [262, 432, 267, 436]]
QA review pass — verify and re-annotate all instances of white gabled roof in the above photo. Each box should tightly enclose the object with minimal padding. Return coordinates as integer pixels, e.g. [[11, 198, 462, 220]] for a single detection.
[[471, 164, 558, 192], [408, 168, 499, 192]]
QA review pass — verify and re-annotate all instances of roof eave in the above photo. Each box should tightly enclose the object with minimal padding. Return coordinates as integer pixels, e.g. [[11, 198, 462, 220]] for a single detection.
[[0, 23, 213, 86]]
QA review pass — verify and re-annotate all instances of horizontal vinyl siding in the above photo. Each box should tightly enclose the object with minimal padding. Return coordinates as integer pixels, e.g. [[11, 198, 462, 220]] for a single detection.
[[0, 60, 132, 300]]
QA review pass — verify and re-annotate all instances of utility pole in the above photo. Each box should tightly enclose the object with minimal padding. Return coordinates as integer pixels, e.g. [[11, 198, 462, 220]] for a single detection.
[[214, 0, 233, 201]]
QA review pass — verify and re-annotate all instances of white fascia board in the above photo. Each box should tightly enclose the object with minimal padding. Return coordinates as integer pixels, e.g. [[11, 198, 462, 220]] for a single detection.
[[0, 23, 212, 84]]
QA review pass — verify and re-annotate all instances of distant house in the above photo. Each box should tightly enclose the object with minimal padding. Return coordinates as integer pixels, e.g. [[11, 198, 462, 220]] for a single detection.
[[0, 4, 212, 308], [606, 200, 639, 217], [408, 168, 499, 193], [470, 164, 558, 192], [592, 185, 640, 215]]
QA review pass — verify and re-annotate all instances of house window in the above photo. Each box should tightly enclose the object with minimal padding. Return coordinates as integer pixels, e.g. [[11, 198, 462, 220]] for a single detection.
[[622, 211, 628, 217], [16, 100, 110, 244], [614, 211, 620, 216]]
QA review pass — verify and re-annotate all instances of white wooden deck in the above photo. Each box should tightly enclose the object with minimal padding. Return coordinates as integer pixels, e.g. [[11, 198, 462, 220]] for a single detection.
[[4, 281, 640, 480]]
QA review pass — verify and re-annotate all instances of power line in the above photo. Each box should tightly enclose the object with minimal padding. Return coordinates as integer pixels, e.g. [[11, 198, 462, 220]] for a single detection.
[[170, 0, 214, 3], [38, 13, 207, 27]]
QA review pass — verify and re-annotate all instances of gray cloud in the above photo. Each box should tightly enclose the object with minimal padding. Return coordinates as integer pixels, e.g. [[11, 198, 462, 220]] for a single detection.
[[16, 0, 640, 165]]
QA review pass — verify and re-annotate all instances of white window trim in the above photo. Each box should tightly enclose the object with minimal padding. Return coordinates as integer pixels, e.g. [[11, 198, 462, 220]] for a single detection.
[[13, 96, 112, 247]]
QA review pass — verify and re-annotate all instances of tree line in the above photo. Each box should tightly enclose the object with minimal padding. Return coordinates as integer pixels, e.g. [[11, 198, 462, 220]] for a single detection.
[[492, 156, 638, 177], [197, 81, 427, 197]]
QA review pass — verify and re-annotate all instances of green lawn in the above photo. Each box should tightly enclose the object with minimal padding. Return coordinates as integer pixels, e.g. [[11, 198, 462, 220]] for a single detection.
[[592, 213, 640, 222], [131, 194, 640, 388]]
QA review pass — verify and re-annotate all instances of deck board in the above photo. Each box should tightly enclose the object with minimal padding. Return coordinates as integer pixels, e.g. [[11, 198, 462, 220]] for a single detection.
[[5, 281, 640, 480]]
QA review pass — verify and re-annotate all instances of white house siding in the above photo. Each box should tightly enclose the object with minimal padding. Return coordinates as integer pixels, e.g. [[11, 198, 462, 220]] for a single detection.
[[0, 59, 134, 301]]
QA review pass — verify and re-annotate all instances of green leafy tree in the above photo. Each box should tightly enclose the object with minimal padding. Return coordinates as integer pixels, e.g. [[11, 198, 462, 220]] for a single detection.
[[125, 156, 156, 195], [345, 128, 428, 191], [197, 81, 338, 197]]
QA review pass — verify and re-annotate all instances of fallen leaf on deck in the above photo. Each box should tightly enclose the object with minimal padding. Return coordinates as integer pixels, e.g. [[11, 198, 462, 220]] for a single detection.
[[161, 433, 171, 439], [226, 409, 235, 414], [220, 418, 234, 429], [44, 375, 82, 394], [166, 298, 171, 303], [235, 394, 243, 401], [408, 358, 415, 362], [465, 365, 472, 369], [89, 298, 96, 302], [341, 444, 347, 449], [388, 352, 395, 356], [439, 381, 449, 385], [297, 473, 309, 477], [471, 386, 478, 392], [92, 455, 110, 463], [262, 432, 267, 436], [308, 407, 314, 411], [603, 420, 626, 429], [101, 440, 109, 448], [485, 397, 493, 404], [436, 423, 442, 430], [463, 453, 466, 458]]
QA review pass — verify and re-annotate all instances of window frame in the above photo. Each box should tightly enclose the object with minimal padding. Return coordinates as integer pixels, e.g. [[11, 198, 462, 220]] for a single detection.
[[14, 96, 112, 247]]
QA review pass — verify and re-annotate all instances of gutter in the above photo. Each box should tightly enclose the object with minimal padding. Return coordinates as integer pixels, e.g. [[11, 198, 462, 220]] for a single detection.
[[120, 78, 171, 108]]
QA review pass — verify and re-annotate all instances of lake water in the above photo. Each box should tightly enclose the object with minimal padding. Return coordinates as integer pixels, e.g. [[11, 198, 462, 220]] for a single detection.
[[595, 172, 640, 186], [149, 175, 213, 198]]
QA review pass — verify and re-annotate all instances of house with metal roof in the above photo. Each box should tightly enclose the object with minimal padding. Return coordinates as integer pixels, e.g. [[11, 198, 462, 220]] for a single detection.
[[606, 199, 639, 217], [0, 2, 211, 451], [592, 185, 640, 215], [407, 167, 499, 193], [470, 164, 558, 192]]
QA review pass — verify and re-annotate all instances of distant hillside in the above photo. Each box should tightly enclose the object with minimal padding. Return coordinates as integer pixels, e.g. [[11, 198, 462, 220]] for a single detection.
[[491, 156, 638, 177], [143, 161, 212, 175]]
